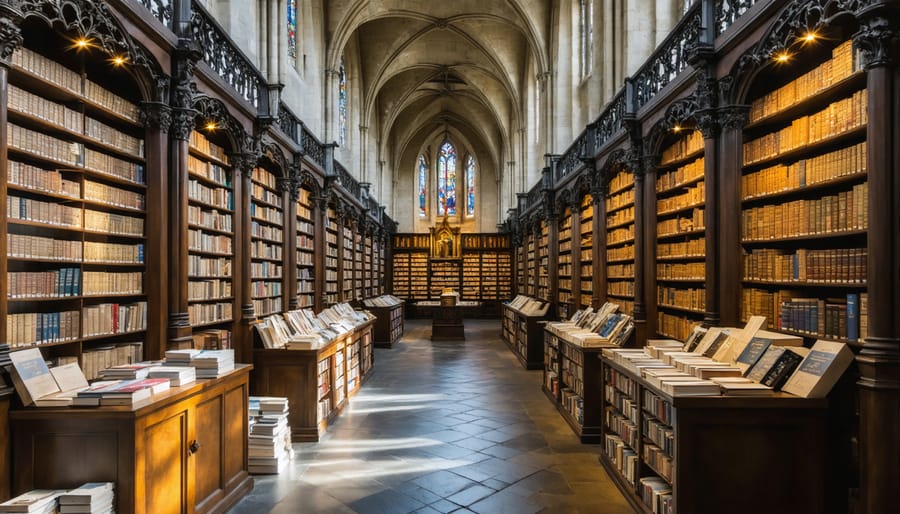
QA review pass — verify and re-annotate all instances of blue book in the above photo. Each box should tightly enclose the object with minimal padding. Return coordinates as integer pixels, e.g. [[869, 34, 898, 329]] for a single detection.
[[847, 293, 859, 342]]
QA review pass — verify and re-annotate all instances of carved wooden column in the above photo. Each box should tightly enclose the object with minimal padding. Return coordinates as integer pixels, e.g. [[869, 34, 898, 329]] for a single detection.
[[139, 101, 172, 359], [230, 153, 256, 363], [592, 180, 607, 310], [168, 42, 200, 349], [716, 105, 749, 327], [854, 8, 900, 514]]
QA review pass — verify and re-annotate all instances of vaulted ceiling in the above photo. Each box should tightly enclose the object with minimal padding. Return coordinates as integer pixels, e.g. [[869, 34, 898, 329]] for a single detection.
[[325, 0, 550, 179]]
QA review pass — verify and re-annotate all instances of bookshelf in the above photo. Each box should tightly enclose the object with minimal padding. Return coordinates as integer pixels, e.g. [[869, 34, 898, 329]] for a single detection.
[[740, 39, 867, 345], [249, 166, 284, 317], [606, 168, 635, 315], [654, 130, 705, 341], [187, 131, 236, 347], [542, 330, 605, 442], [390, 234, 430, 301], [430, 259, 461, 297], [353, 227, 364, 302], [579, 194, 594, 308], [537, 221, 550, 302], [369, 301, 404, 348], [363, 231, 373, 299], [599, 355, 827, 514], [296, 184, 316, 308], [516, 241, 526, 296], [340, 221, 354, 302], [460, 234, 513, 302], [526, 230, 537, 296], [324, 208, 340, 306], [4, 40, 150, 367], [251, 320, 375, 441], [500, 300, 548, 369], [557, 207, 574, 318]]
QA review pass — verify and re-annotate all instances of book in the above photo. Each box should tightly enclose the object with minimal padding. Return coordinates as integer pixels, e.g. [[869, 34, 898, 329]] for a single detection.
[[8, 348, 59, 406], [759, 347, 808, 390], [58, 482, 113, 505], [782, 340, 855, 398], [32, 363, 90, 407]]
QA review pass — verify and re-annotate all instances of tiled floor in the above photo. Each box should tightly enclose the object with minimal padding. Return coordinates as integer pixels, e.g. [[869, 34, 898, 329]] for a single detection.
[[228, 319, 635, 514]]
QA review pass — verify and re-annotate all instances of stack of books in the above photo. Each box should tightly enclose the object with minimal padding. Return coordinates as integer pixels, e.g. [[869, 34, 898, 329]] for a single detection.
[[248, 396, 293, 474], [0, 489, 66, 514], [164, 349, 235, 378], [147, 365, 196, 386], [361, 295, 403, 307], [58, 482, 114, 514], [545, 302, 634, 347], [255, 303, 375, 350], [98, 362, 156, 380], [73, 377, 170, 406]]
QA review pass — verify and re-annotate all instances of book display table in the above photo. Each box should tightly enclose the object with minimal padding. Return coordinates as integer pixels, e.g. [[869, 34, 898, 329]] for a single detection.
[[10, 365, 253, 514]]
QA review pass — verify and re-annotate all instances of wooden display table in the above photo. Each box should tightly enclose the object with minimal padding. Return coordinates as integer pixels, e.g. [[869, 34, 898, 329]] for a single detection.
[[251, 321, 374, 441], [10, 365, 253, 514]]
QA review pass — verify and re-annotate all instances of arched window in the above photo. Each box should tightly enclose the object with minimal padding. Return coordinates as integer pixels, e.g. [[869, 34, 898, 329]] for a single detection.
[[417, 155, 427, 217], [465, 155, 476, 217], [287, 0, 297, 65], [338, 56, 347, 146], [580, 0, 594, 78], [437, 141, 457, 217]]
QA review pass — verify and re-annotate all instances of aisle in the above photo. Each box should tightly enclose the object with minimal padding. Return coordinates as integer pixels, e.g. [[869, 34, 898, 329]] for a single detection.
[[229, 319, 634, 514]]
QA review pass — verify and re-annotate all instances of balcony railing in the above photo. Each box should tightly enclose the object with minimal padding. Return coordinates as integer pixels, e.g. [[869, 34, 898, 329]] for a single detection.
[[135, 0, 173, 28], [301, 124, 325, 168]]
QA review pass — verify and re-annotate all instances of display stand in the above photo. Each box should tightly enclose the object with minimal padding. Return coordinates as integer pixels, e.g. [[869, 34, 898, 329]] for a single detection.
[[431, 293, 465, 341], [10, 366, 253, 514]]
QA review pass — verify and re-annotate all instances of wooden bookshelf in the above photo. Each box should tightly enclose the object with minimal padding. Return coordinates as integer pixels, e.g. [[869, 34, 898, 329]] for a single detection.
[[653, 130, 705, 341], [369, 301, 404, 348], [537, 221, 550, 302], [500, 301, 548, 369], [460, 234, 513, 302], [296, 184, 316, 308], [740, 38, 867, 345], [557, 207, 574, 318], [251, 320, 374, 442], [4, 39, 151, 370], [187, 131, 236, 348], [542, 329, 605, 442], [605, 168, 635, 315], [600, 356, 826, 514], [579, 194, 594, 308], [324, 207, 340, 306], [526, 230, 537, 296], [249, 166, 284, 317], [340, 221, 355, 302]]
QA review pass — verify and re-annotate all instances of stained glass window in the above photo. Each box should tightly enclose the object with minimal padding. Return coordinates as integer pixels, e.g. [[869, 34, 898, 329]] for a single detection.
[[418, 155, 427, 217], [580, 0, 593, 78], [437, 141, 457, 217], [287, 0, 297, 65], [466, 155, 476, 217], [338, 56, 347, 146]]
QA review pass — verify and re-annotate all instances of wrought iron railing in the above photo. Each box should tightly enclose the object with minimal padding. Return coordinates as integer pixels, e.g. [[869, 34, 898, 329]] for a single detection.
[[715, 0, 760, 36], [277, 101, 300, 143], [554, 126, 594, 185], [335, 161, 361, 199], [593, 88, 628, 152], [301, 124, 325, 168], [526, 182, 542, 212], [191, 0, 266, 108], [135, 0, 172, 28], [632, 1, 702, 110]]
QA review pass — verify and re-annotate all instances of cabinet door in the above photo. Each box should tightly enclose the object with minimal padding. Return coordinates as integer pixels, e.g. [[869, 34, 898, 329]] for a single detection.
[[194, 395, 223, 513], [144, 409, 190, 514]]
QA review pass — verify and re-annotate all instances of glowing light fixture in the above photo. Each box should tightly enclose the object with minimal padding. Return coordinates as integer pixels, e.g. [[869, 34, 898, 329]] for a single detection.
[[774, 51, 791, 63], [110, 55, 127, 67], [205, 121, 218, 131], [673, 124, 682, 133], [71, 37, 93, 51]]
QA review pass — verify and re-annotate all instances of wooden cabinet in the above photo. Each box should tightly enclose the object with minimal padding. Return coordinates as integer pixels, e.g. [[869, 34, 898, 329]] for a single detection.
[[10, 366, 252, 514], [542, 330, 606, 442], [600, 356, 826, 514], [251, 321, 374, 441], [501, 303, 548, 370], [369, 303, 404, 348]]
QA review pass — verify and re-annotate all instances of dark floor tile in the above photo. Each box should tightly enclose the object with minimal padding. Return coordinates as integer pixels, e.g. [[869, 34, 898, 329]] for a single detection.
[[453, 437, 496, 452], [446, 484, 495, 507], [348, 489, 425, 514], [478, 444, 522, 460], [427, 499, 462, 513], [410, 470, 479, 498]]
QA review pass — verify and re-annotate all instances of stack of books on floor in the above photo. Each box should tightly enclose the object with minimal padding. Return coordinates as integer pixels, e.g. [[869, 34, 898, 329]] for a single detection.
[[545, 302, 634, 347], [248, 396, 293, 474], [58, 482, 114, 513], [0, 489, 66, 514], [164, 349, 235, 378], [603, 315, 856, 397], [0, 483, 115, 514]]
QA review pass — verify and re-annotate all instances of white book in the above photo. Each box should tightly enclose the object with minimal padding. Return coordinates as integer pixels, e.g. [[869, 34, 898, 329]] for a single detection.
[[8, 348, 59, 406]]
